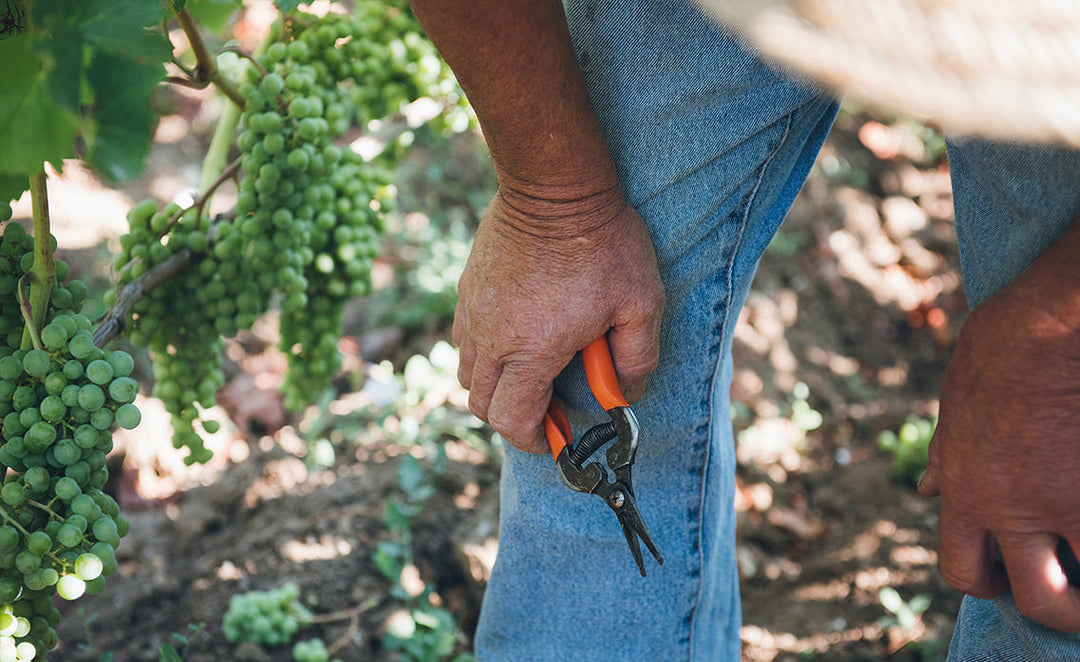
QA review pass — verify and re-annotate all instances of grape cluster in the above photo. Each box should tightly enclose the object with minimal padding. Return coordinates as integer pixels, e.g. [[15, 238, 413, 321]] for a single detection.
[[222, 583, 313, 646], [112, 3, 455, 460], [0, 222, 137, 660], [293, 637, 339, 662], [110, 199, 223, 464]]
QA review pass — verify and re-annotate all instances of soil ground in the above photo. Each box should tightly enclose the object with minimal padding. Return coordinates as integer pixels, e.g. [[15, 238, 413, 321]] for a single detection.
[[12, 83, 967, 661]]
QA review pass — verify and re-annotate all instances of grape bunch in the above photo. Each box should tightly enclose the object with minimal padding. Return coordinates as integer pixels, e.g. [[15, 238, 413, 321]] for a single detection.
[[293, 637, 340, 662], [110, 200, 224, 465], [0, 222, 137, 660], [112, 2, 456, 460], [222, 583, 313, 646]]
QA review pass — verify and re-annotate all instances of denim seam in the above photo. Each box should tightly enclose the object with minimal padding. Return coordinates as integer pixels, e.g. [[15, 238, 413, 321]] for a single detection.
[[684, 112, 795, 662]]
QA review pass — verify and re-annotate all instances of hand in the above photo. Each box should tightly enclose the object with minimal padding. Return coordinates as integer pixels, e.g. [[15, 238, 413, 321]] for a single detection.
[[919, 218, 1080, 631], [453, 185, 665, 453]]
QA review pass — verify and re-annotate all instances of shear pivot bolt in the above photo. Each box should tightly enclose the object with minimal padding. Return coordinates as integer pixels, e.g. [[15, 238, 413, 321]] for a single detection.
[[610, 490, 625, 509]]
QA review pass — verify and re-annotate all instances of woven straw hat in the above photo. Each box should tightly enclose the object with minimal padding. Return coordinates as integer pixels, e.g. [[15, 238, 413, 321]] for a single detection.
[[694, 0, 1080, 147]]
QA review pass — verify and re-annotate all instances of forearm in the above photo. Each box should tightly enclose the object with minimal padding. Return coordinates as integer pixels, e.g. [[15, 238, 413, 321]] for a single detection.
[[409, 0, 621, 218]]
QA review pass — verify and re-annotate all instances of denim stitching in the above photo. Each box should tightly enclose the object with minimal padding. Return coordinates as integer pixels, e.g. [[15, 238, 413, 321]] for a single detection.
[[683, 111, 795, 662]]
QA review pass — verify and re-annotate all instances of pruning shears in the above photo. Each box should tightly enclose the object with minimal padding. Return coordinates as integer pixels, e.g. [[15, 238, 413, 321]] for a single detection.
[[543, 336, 663, 576]]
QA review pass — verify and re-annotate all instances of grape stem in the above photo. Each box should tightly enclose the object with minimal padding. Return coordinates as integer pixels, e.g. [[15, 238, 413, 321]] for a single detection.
[[162, 157, 241, 235], [309, 597, 379, 656], [219, 44, 267, 77], [171, 7, 246, 110], [16, 274, 42, 352], [21, 169, 54, 352], [24, 498, 61, 520], [0, 504, 31, 538]]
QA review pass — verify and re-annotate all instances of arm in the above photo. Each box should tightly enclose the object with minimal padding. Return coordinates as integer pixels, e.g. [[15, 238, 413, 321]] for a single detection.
[[409, 0, 665, 452], [920, 142, 1080, 630]]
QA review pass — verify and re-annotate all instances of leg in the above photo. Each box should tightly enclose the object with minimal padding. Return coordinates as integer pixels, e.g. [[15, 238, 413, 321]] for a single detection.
[[944, 139, 1080, 661], [473, 2, 837, 659]]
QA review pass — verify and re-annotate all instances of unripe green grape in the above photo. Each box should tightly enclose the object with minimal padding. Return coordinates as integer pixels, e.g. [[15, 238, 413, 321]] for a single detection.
[[38, 396, 64, 423], [61, 360, 82, 380], [0, 484, 23, 507], [76, 385, 105, 412], [114, 404, 140, 430], [52, 440, 80, 466], [105, 350, 134, 378], [56, 524, 81, 549], [22, 423, 55, 454], [25, 532, 49, 557], [23, 467, 48, 494], [68, 332, 95, 360], [14, 552, 39, 575], [17, 408, 40, 429], [39, 324, 67, 351], [56, 574, 85, 600]]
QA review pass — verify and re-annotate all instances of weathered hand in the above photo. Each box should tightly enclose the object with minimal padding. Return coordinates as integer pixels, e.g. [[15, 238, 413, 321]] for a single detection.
[[919, 218, 1080, 631], [453, 185, 664, 453]]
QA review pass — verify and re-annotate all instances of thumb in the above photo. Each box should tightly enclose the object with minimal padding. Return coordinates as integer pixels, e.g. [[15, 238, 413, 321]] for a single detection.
[[918, 427, 942, 496]]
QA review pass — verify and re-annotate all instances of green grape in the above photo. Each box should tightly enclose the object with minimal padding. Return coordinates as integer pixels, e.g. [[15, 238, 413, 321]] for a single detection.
[[76, 385, 105, 412], [39, 324, 67, 351], [0, 484, 23, 507], [73, 553, 102, 581], [56, 524, 81, 548], [0, 527, 19, 550], [114, 404, 140, 430], [38, 396, 64, 422], [55, 574, 85, 601], [84, 360, 113, 385], [25, 533, 49, 558]]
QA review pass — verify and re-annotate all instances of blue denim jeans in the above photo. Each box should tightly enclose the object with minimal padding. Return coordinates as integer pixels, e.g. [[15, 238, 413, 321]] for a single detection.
[[472, 1, 1080, 660]]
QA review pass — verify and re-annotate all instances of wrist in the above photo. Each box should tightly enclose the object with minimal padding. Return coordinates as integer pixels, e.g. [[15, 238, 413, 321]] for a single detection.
[[491, 176, 630, 242]]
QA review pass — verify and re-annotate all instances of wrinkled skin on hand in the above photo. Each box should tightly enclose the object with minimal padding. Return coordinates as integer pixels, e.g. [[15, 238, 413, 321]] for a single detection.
[[919, 218, 1080, 632], [453, 186, 665, 454]]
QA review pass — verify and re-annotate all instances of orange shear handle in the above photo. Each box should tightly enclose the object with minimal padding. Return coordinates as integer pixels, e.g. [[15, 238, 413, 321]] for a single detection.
[[544, 335, 629, 461], [581, 335, 629, 411]]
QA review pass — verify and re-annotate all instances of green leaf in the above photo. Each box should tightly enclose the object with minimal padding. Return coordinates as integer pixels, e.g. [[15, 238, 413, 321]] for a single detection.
[[158, 642, 183, 662], [33, 24, 85, 113], [81, 0, 170, 60], [274, 0, 303, 13], [186, 0, 242, 33], [0, 35, 76, 174], [85, 52, 165, 182], [0, 173, 27, 204], [397, 454, 426, 497], [878, 586, 904, 614]]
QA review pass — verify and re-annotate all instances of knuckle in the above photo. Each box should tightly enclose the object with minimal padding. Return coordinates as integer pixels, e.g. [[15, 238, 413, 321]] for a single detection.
[[938, 564, 988, 597]]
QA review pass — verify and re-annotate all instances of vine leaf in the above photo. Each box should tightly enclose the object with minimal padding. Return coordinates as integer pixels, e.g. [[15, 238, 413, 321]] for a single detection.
[[0, 36, 77, 175], [185, 0, 242, 33], [273, 0, 303, 13], [79, 0, 171, 61], [85, 52, 166, 182], [0, 173, 27, 205]]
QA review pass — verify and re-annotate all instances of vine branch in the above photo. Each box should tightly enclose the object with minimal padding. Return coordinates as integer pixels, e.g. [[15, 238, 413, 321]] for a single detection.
[[92, 248, 198, 348], [173, 7, 246, 109]]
